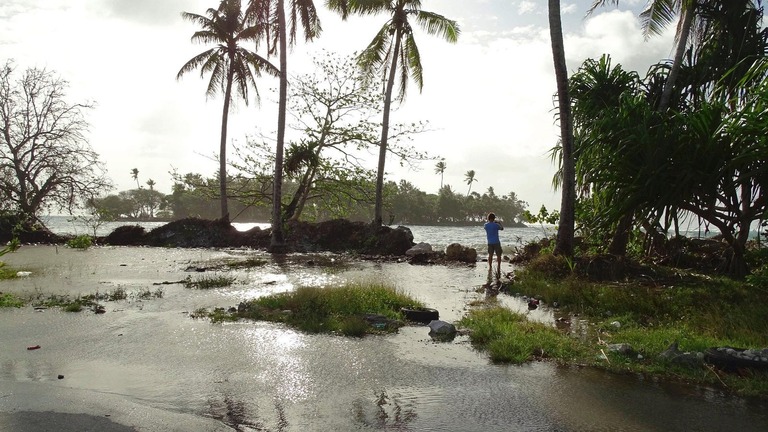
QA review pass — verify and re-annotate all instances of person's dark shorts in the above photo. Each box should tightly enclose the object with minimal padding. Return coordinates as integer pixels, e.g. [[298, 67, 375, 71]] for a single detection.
[[488, 243, 502, 256]]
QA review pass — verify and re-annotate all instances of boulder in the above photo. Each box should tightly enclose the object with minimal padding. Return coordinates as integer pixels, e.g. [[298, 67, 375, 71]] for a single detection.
[[428, 320, 456, 335], [406, 242, 433, 257], [445, 243, 477, 263]]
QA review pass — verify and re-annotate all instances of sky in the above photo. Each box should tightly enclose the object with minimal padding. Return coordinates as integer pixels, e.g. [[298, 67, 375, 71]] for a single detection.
[[0, 0, 677, 215]]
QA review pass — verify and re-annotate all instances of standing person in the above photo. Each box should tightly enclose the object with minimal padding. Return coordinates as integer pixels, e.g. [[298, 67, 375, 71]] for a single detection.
[[484, 212, 504, 275]]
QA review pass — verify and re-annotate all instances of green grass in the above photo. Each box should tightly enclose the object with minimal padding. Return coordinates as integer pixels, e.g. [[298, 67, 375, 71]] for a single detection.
[[29, 286, 164, 313], [476, 257, 768, 398], [234, 281, 424, 336], [459, 307, 585, 364], [0, 292, 25, 308], [0, 266, 18, 280], [66, 235, 93, 250], [183, 274, 237, 289]]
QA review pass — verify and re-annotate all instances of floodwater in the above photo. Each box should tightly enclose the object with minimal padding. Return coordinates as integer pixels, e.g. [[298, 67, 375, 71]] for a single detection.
[[1, 246, 767, 432]]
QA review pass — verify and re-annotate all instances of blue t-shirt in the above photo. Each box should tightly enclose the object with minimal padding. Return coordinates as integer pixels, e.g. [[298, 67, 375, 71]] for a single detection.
[[484, 221, 502, 245]]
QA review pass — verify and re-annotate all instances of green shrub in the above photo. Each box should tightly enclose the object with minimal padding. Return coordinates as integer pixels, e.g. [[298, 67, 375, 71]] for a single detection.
[[67, 235, 93, 250]]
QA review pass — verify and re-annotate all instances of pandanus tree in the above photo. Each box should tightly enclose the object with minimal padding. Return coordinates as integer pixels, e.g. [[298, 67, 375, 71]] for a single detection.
[[327, 0, 460, 226], [568, 0, 768, 277], [178, 0, 278, 223], [246, 0, 321, 251]]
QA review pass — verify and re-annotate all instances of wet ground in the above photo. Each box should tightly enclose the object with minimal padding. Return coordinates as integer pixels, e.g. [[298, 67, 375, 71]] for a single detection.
[[1, 246, 768, 431]]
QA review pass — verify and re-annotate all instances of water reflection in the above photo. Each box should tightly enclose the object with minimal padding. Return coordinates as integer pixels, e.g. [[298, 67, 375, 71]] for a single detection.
[[352, 390, 418, 430]]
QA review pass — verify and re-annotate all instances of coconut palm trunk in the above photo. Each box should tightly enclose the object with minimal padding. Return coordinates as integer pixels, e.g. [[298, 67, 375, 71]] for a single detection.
[[270, 0, 288, 250], [549, 0, 575, 256], [659, 6, 694, 111], [218, 66, 235, 222], [374, 26, 403, 227]]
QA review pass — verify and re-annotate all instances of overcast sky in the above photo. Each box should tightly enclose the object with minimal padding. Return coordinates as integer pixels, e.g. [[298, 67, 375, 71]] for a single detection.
[[1, 0, 676, 215]]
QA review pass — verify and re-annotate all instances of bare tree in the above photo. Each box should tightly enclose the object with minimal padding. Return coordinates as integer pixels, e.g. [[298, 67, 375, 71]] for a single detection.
[[0, 60, 112, 221]]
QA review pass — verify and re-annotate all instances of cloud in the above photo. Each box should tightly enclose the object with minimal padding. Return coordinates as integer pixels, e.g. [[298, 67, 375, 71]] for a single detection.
[[517, 1, 538, 15], [96, 0, 193, 25]]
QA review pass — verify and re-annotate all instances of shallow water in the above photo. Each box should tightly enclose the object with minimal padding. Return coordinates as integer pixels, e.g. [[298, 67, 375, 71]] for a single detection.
[[2, 246, 768, 431]]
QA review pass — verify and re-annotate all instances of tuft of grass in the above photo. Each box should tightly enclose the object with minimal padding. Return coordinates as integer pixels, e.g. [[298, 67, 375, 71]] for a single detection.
[[183, 274, 237, 289], [0, 292, 25, 308], [236, 281, 423, 335], [225, 258, 268, 269], [459, 307, 585, 364], [66, 235, 93, 250], [0, 266, 18, 280], [136, 287, 164, 299]]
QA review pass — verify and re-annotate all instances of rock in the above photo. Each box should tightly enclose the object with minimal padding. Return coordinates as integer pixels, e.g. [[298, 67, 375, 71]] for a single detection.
[[428, 320, 456, 335], [406, 242, 433, 256], [428, 320, 457, 341], [445, 243, 477, 263], [607, 343, 634, 356], [610, 321, 621, 329], [659, 341, 703, 368]]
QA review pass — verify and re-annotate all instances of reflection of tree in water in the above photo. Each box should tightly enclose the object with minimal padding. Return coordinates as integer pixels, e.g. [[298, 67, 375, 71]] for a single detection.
[[353, 390, 417, 430], [207, 396, 288, 432]]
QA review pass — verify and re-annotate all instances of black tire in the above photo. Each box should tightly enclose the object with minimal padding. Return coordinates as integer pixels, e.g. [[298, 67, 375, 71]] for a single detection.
[[401, 307, 439, 324]]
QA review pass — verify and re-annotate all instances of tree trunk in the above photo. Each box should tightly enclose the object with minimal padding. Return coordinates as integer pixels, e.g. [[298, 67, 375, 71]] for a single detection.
[[549, 0, 575, 257], [659, 6, 694, 111], [374, 27, 402, 227], [219, 65, 234, 223], [608, 213, 633, 256], [270, 0, 288, 252]]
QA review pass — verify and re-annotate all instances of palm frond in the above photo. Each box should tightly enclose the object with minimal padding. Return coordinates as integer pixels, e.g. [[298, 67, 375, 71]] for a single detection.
[[639, 0, 681, 39], [413, 10, 459, 42], [586, 0, 620, 16], [403, 33, 423, 93], [348, 0, 389, 15], [357, 24, 392, 74], [177, 49, 218, 80]]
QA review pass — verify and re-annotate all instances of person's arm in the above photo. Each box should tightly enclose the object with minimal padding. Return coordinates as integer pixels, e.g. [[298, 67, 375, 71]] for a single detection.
[[497, 220, 503, 230]]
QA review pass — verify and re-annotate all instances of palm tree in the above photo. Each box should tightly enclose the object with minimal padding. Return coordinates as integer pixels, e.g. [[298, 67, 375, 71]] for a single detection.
[[247, 0, 321, 251], [327, 0, 460, 226], [549, 0, 575, 256], [464, 170, 477, 196], [434, 160, 446, 189], [588, 0, 699, 111], [130, 168, 140, 189], [177, 0, 278, 223]]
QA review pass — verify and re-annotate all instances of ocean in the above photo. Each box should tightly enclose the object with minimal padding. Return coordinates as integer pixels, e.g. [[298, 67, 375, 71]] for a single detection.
[[39, 215, 555, 254]]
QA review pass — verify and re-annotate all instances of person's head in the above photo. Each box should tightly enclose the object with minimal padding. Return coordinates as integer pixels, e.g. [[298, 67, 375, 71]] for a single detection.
[[487, 212, 496, 221]]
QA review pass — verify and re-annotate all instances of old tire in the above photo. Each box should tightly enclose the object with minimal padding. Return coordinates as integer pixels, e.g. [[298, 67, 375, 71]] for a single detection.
[[401, 307, 439, 324]]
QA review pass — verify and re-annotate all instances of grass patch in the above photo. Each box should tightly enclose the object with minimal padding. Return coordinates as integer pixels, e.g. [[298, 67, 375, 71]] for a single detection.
[[0, 266, 18, 280], [235, 281, 423, 336], [66, 235, 93, 250], [183, 274, 236, 289], [490, 258, 768, 398], [459, 307, 585, 364], [225, 258, 269, 269], [0, 292, 25, 308]]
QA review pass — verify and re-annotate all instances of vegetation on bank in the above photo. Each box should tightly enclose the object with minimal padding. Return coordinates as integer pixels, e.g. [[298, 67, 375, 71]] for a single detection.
[[0, 287, 165, 312], [194, 281, 425, 337], [461, 247, 768, 398]]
